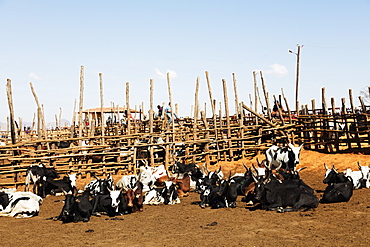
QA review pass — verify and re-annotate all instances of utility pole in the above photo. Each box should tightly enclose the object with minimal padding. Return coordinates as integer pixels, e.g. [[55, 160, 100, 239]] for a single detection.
[[289, 45, 303, 115]]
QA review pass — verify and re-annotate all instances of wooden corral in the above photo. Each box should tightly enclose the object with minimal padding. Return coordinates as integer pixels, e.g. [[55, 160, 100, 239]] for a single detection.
[[1, 70, 369, 189]]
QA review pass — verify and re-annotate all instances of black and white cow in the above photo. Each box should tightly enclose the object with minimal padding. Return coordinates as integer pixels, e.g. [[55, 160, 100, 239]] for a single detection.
[[91, 189, 128, 217], [0, 191, 43, 218], [24, 164, 60, 195], [143, 181, 180, 205], [116, 174, 138, 191], [41, 173, 77, 198], [84, 174, 114, 197], [265, 143, 303, 171]]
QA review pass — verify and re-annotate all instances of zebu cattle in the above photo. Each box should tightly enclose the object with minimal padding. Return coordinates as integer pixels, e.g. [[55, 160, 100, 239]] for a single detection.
[[56, 189, 92, 223], [137, 165, 156, 193], [175, 173, 191, 197], [200, 184, 226, 209], [124, 182, 144, 213], [321, 164, 354, 203], [358, 162, 370, 188], [344, 168, 363, 190], [24, 164, 60, 196], [91, 189, 128, 217], [116, 175, 138, 191], [252, 174, 319, 212], [144, 181, 180, 205], [323, 164, 348, 184], [84, 174, 114, 197], [219, 178, 239, 208], [0, 191, 43, 218], [344, 162, 370, 189], [42, 173, 77, 198], [265, 143, 303, 171]]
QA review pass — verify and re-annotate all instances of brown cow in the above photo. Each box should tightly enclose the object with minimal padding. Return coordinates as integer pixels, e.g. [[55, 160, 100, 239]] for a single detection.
[[175, 173, 191, 197]]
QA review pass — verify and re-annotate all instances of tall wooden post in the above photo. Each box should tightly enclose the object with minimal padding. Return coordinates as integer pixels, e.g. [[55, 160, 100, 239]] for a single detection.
[[205, 71, 220, 159], [99, 73, 105, 145], [71, 99, 77, 138], [30, 82, 44, 140], [322, 87, 328, 115], [167, 73, 175, 143], [253, 71, 258, 124], [222, 79, 232, 160], [260, 71, 271, 119], [289, 45, 302, 115], [281, 88, 292, 124], [232, 73, 239, 118], [78, 66, 85, 145], [126, 82, 130, 135], [349, 89, 354, 113], [6, 79, 17, 145]]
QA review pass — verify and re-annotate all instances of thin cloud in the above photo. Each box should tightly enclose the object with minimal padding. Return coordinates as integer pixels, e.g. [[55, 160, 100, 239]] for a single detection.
[[265, 64, 288, 77], [155, 69, 178, 79], [29, 72, 42, 81]]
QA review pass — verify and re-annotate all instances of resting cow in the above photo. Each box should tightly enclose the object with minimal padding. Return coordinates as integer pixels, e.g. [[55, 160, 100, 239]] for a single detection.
[[252, 174, 318, 212], [91, 189, 128, 217], [0, 191, 43, 218], [321, 164, 354, 203]]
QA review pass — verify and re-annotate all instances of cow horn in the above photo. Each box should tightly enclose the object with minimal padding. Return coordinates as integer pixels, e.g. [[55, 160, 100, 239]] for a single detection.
[[275, 163, 283, 171], [252, 164, 258, 173], [332, 164, 338, 173], [243, 164, 249, 172], [296, 167, 307, 172], [251, 172, 258, 183], [324, 163, 329, 170], [357, 161, 361, 169]]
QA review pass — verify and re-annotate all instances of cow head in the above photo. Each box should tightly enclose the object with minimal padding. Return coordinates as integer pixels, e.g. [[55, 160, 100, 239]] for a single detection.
[[323, 164, 338, 184], [0, 192, 9, 210], [109, 190, 122, 210], [162, 181, 178, 205], [124, 189, 135, 208], [287, 143, 303, 167], [251, 173, 265, 202], [134, 182, 144, 212], [358, 162, 370, 179], [67, 173, 77, 188]]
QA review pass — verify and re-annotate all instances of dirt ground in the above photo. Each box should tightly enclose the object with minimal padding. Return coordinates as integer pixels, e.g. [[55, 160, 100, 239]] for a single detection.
[[0, 150, 369, 247]]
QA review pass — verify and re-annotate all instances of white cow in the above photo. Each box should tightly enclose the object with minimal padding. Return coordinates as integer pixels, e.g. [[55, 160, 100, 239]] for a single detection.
[[0, 191, 42, 218], [343, 168, 362, 190], [265, 143, 303, 170], [358, 163, 370, 188]]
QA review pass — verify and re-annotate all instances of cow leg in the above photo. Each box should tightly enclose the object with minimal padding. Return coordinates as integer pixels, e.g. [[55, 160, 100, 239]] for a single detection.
[[91, 196, 101, 216], [292, 194, 319, 211]]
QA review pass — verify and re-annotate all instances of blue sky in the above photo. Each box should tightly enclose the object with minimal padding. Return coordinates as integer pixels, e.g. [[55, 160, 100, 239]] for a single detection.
[[0, 0, 369, 126]]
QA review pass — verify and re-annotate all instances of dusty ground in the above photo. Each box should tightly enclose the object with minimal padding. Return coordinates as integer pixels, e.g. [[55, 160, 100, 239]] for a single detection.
[[0, 150, 369, 247]]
